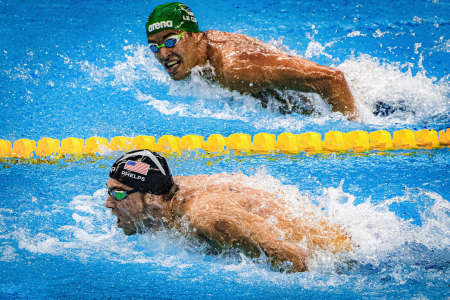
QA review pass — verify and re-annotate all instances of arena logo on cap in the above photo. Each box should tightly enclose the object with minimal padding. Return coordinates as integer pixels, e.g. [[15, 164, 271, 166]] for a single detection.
[[148, 20, 173, 33]]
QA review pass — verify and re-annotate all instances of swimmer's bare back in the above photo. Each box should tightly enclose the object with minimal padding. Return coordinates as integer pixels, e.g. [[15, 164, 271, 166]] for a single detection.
[[203, 30, 357, 119], [171, 174, 352, 272]]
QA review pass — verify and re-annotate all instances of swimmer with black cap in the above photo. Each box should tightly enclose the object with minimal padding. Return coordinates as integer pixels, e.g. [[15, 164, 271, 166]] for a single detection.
[[106, 149, 178, 235], [145, 2, 358, 119], [105, 150, 353, 272]]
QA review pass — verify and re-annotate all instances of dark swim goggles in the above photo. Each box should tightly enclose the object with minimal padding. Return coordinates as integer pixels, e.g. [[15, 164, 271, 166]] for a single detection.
[[148, 32, 185, 53], [107, 186, 140, 201]]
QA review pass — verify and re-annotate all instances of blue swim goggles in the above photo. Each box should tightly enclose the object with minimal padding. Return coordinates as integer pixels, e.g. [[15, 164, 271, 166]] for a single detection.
[[148, 32, 185, 53]]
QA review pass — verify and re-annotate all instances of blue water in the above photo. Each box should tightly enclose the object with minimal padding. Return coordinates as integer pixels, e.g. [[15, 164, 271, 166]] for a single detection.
[[1, 0, 449, 299]]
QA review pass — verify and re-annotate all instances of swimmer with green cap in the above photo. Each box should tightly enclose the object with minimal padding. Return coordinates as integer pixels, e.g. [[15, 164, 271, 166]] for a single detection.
[[146, 2, 357, 119]]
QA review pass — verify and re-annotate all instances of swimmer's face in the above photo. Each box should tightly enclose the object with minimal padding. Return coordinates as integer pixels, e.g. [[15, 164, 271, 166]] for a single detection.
[[105, 178, 161, 235], [147, 30, 199, 80]]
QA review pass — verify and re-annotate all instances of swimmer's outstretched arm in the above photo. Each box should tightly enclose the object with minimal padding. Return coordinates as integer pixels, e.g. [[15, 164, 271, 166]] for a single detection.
[[188, 206, 308, 272]]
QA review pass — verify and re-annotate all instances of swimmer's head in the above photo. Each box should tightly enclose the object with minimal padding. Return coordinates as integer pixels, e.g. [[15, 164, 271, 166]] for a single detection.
[[146, 2, 205, 80], [109, 149, 174, 195], [106, 150, 176, 235]]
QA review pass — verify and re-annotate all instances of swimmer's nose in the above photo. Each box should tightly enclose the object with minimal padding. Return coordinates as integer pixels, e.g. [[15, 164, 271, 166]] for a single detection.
[[105, 195, 116, 209], [157, 46, 174, 60]]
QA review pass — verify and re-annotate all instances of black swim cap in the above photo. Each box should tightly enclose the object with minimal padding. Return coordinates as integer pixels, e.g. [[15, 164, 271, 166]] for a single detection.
[[109, 149, 174, 195]]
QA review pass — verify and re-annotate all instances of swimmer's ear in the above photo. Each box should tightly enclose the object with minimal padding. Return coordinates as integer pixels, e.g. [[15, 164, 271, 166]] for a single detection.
[[143, 193, 164, 211]]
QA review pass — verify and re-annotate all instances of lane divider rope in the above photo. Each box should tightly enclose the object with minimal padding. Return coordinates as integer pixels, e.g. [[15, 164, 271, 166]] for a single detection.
[[0, 128, 448, 159]]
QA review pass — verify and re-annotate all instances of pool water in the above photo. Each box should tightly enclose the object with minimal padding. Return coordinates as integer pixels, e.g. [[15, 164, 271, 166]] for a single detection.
[[1, 0, 449, 298]]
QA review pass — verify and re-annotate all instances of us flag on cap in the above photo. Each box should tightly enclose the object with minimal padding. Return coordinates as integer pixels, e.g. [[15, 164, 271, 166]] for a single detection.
[[124, 160, 150, 175]]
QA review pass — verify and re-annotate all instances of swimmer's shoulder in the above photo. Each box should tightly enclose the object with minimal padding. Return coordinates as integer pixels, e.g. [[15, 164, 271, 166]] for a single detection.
[[204, 30, 266, 46], [204, 30, 236, 42], [174, 174, 210, 187], [204, 30, 283, 61]]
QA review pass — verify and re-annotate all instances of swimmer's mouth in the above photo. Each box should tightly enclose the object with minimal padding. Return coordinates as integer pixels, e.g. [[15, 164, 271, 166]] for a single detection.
[[116, 216, 131, 228], [116, 217, 136, 235], [164, 59, 181, 75]]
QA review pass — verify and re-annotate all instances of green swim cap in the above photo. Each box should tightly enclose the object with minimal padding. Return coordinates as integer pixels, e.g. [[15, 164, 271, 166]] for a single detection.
[[146, 2, 200, 36]]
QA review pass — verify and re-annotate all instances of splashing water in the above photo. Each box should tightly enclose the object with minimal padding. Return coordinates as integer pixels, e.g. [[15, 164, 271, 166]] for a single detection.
[[4, 169, 448, 291], [339, 54, 450, 125]]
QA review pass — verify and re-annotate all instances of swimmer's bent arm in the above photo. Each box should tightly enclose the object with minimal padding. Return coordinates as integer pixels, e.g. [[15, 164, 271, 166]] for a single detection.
[[285, 59, 358, 119], [227, 53, 357, 118], [188, 208, 308, 272]]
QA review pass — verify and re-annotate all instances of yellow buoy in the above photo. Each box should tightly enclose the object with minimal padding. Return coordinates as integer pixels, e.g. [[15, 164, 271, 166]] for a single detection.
[[439, 128, 450, 146], [203, 134, 227, 153], [12, 139, 36, 158], [345, 130, 370, 152], [297, 132, 322, 153], [276, 132, 299, 154], [252, 133, 276, 154], [415, 129, 439, 149], [109, 136, 133, 152], [180, 135, 204, 151], [227, 133, 251, 153], [36, 137, 60, 157], [158, 135, 181, 154], [61, 138, 85, 155], [85, 137, 110, 154], [392, 129, 416, 150], [369, 130, 392, 151], [0, 139, 12, 158], [323, 131, 348, 152], [132, 135, 157, 151]]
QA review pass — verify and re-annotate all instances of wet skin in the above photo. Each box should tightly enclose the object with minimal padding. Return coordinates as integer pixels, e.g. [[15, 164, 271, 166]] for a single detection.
[[148, 30, 357, 119], [105, 178, 165, 235], [105, 174, 352, 272]]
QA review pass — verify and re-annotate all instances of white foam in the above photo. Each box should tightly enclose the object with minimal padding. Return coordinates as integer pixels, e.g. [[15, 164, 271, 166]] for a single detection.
[[304, 40, 333, 59], [430, 36, 450, 53], [416, 191, 450, 249], [347, 31, 366, 37], [0, 245, 17, 262], [373, 29, 390, 38], [338, 54, 449, 125]]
